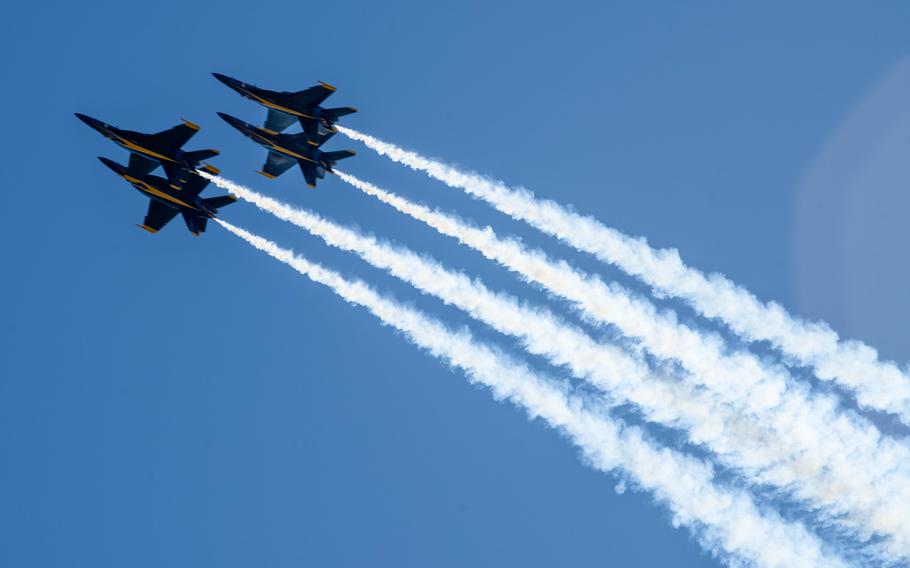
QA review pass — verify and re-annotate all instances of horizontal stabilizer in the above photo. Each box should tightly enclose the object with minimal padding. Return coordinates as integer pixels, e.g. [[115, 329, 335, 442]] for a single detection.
[[300, 162, 318, 188], [202, 195, 238, 209], [324, 106, 358, 119], [181, 211, 207, 236], [183, 149, 219, 165], [322, 150, 356, 162], [317, 130, 336, 146]]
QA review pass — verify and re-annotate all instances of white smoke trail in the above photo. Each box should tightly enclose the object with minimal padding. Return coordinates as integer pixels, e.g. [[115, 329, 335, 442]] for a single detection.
[[205, 173, 909, 559], [336, 126, 910, 425], [329, 172, 910, 558], [215, 217, 849, 568]]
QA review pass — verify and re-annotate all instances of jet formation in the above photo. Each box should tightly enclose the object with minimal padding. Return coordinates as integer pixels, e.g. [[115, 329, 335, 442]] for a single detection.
[[98, 157, 236, 236], [218, 112, 355, 188], [213, 74, 356, 187], [76, 74, 358, 235]]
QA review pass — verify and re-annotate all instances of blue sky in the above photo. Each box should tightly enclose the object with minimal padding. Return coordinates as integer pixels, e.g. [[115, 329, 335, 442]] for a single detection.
[[3, 2, 910, 566]]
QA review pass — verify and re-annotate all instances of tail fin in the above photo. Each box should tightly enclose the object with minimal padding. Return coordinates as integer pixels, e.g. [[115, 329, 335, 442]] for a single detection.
[[202, 195, 238, 210], [324, 106, 358, 119], [183, 149, 220, 165], [322, 149, 356, 162], [181, 212, 208, 236], [316, 130, 336, 147]]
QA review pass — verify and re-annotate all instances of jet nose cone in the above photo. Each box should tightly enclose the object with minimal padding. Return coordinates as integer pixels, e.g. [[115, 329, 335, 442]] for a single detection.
[[217, 112, 244, 129], [212, 73, 239, 88], [97, 156, 126, 175], [75, 112, 101, 129]]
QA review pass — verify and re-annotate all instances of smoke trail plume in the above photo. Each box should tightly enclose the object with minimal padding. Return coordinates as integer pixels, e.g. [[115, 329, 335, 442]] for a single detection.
[[336, 126, 910, 425], [215, 217, 849, 568], [329, 172, 910, 558], [206, 173, 910, 559]]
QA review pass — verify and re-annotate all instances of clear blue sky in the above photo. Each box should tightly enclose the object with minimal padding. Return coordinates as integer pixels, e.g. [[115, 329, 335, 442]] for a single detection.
[[2, 2, 909, 566]]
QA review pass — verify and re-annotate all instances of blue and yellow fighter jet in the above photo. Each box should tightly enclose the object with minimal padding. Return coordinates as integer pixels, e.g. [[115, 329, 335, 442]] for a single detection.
[[212, 73, 357, 143], [98, 157, 236, 236], [217, 112, 355, 188], [76, 113, 221, 189]]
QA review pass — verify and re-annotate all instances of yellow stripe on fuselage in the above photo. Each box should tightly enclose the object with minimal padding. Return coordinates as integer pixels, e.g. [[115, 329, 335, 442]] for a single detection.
[[124, 175, 196, 210], [239, 87, 315, 119], [116, 136, 179, 163], [269, 142, 315, 163]]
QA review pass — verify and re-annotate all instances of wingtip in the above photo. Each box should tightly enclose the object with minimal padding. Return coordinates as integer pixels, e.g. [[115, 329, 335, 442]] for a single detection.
[[181, 118, 201, 131], [137, 224, 158, 234], [318, 81, 337, 92], [307, 183, 317, 188], [257, 170, 277, 179]]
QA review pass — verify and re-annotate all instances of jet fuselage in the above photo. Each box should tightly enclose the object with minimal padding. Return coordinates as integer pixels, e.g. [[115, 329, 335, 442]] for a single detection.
[[218, 113, 333, 170], [77, 114, 187, 167], [99, 156, 213, 217], [212, 74, 340, 130]]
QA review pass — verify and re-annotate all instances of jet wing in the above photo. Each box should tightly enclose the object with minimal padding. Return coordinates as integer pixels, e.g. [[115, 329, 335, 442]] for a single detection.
[[128, 153, 160, 178], [181, 212, 208, 236], [148, 120, 200, 150], [265, 108, 297, 132], [139, 200, 179, 233], [300, 162, 318, 188], [258, 150, 297, 179], [288, 83, 336, 109]]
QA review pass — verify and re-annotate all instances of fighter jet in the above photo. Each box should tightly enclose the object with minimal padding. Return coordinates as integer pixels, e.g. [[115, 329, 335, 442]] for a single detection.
[[212, 73, 357, 143], [217, 112, 355, 188], [76, 113, 221, 189], [98, 157, 236, 236]]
